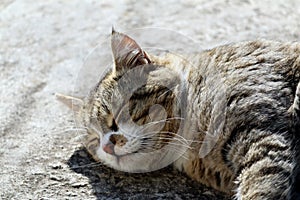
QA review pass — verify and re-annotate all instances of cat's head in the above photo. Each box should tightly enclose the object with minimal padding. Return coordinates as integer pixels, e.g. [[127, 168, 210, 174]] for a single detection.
[[57, 30, 187, 172]]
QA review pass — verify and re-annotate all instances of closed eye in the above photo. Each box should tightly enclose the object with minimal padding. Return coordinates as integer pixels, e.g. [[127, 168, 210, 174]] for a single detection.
[[110, 119, 119, 132]]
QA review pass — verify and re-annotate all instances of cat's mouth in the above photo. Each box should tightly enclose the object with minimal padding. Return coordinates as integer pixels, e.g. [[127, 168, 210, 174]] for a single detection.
[[102, 141, 139, 163], [114, 151, 139, 164]]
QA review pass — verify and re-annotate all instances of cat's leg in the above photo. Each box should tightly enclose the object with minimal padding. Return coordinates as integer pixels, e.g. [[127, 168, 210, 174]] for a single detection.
[[226, 129, 295, 200]]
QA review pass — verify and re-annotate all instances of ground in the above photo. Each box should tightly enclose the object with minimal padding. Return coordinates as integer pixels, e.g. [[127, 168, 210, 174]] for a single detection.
[[1, 0, 300, 199]]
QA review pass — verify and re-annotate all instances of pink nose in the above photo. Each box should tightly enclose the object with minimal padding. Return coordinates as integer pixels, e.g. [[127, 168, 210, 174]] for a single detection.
[[103, 142, 115, 155]]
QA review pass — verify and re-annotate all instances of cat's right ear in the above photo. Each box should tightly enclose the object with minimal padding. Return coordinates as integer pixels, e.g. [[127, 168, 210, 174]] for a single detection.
[[55, 93, 83, 112], [111, 29, 151, 72]]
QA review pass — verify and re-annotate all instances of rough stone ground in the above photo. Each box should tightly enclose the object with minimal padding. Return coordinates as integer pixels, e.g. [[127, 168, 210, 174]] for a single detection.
[[1, 0, 300, 199]]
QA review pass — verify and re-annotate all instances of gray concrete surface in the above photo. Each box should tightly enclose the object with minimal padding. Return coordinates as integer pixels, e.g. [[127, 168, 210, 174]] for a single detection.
[[1, 0, 300, 199]]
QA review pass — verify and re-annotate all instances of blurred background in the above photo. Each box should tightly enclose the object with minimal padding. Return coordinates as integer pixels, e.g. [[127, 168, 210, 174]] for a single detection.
[[1, 0, 300, 199]]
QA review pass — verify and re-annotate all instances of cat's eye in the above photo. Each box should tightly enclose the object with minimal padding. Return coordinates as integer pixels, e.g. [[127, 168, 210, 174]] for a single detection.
[[110, 119, 118, 132]]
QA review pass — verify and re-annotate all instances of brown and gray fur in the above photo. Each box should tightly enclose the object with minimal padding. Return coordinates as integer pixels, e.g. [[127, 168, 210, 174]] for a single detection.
[[57, 31, 300, 199]]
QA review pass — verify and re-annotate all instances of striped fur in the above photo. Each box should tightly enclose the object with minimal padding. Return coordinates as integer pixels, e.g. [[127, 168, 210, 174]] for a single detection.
[[292, 82, 300, 131], [172, 40, 300, 199], [67, 33, 300, 199]]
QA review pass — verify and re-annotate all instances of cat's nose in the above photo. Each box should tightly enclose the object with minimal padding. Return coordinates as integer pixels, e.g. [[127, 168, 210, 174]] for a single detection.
[[103, 142, 115, 155], [103, 135, 117, 155]]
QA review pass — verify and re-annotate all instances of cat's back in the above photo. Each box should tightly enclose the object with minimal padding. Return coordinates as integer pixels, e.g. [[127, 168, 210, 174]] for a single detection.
[[188, 40, 300, 133], [196, 39, 300, 81], [177, 40, 300, 194]]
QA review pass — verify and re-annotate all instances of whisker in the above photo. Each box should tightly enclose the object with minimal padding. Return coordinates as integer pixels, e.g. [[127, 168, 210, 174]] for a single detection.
[[138, 131, 162, 137], [160, 140, 193, 148], [156, 85, 178, 99], [154, 131, 190, 144], [157, 131, 206, 146], [142, 137, 205, 144], [161, 146, 189, 160], [131, 143, 189, 160], [160, 131, 189, 141], [54, 126, 87, 131], [141, 135, 188, 145], [54, 125, 88, 132], [57, 128, 87, 133], [140, 117, 185, 131], [140, 136, 193, 149], [60, 125, 88, 129], [138, 132, 191, 148], [140, 141, 192, 151], [138, 128, 184, 138], [156, 141, 193, 150]]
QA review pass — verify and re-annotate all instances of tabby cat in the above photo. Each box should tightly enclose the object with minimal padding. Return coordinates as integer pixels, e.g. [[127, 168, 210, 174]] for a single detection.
[[57, 30, 300, 199]]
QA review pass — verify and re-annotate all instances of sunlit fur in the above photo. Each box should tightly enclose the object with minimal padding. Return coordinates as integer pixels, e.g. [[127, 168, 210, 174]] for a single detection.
[[74, 35, 300, 199]]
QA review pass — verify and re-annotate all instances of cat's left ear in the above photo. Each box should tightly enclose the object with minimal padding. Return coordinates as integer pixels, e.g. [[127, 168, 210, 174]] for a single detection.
[[55, 93, 83, 112], [111, 29, 151, 72]]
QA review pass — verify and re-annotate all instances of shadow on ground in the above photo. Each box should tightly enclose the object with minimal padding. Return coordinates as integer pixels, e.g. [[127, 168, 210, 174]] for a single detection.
[[67, 148, 229, 200]]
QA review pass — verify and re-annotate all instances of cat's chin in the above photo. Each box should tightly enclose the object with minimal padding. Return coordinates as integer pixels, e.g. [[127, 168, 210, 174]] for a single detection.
[[95, 147, 182, 173], [103, 153, 154, 173]]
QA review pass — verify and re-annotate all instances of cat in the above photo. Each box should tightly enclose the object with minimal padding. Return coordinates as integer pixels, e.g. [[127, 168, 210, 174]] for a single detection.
[[57, 29, 300, 199]]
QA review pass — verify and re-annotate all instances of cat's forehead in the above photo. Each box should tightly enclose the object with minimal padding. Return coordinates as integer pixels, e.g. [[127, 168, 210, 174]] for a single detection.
[[91, 64, 182, 121]]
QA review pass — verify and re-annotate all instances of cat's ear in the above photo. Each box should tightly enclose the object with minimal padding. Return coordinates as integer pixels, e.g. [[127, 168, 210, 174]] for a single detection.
[[55, 93, 83, 112], [111, 29, 151, 72]]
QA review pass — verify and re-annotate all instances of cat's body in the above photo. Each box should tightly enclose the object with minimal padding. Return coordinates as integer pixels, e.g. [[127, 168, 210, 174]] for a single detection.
[[151, 40, 300, 198], [57, 31, 300, 199], [166, 41, 300, 197]]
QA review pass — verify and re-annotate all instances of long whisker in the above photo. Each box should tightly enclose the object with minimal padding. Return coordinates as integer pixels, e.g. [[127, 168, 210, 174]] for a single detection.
[[140, 134, 192, 149], [140, 140, 193, 150], [53, 126, 88, 132], [158, 140, 193, 148], [156, 85, 178, 99], [132, 145, 189, 160], [144, 131, 190, 144], [164, 145, 190, 160], [137, 132, 191, 150], [146, 139, 192, 150], [137, 130, 162, 137], [58, 125, 88, 129], [145, 117, 185, 126], [139, 145, 189, 160], [145, 132, 208, 147], [157, 131, 203, 146], [140, 117, 185, 131], [140, 136, 190, 148], [129, 136, 190, 160]]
